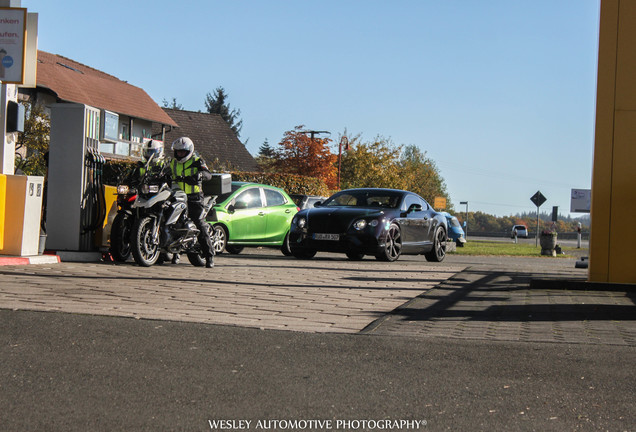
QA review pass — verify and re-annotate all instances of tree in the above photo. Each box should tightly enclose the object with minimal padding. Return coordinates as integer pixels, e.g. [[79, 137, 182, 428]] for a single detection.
[[255, 139, 276, 172], [339, 135, 403, 190], [399, 144, 451, 207], [273, 126, 338, 188], [204, 87, 243, 138], [15, 101, 50, 176], [162, 97, 184, 110]]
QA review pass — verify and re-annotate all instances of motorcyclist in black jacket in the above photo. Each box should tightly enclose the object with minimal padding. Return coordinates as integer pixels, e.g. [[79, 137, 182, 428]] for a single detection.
[[169, 137, 215, 268]]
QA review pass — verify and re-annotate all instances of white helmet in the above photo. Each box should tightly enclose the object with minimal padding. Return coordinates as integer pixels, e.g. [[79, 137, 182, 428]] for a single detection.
[[143, 139, 164, 161], [171, 137, 195, 163]]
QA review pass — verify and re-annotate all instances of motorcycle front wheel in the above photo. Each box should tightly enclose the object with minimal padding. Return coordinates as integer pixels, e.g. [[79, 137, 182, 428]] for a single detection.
[[131, 216, 161, 267], [110, 213, 133, 262]]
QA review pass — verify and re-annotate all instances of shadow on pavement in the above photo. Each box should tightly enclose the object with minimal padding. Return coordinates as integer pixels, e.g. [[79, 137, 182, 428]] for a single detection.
[[385, 268, 636, 323]]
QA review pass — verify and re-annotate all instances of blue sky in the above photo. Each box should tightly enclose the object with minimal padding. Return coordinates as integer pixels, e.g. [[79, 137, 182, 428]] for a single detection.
[[24, 0, 600, 217]]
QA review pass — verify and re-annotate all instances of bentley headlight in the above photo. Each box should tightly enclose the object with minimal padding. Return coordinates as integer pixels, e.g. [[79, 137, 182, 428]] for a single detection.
[[296, 217, 307, 228], [369, 219, 379, 227], [353, 219, 367, 230]]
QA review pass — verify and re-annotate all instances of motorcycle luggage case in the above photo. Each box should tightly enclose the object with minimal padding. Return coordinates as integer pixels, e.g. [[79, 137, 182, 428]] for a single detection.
[[202, 173, 231, 196]]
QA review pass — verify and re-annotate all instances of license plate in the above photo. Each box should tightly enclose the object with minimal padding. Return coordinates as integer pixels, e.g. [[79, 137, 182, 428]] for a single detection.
[[314, 233, 339, 241]]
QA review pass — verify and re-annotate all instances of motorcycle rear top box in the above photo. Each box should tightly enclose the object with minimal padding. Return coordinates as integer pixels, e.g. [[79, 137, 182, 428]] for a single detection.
[[202, 173, 231, 196]]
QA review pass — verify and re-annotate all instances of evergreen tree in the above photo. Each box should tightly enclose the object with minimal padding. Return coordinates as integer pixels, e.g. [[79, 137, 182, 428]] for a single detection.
[[258, 139, 275, 158], [256, 139, 277, 172], [204, 87, 243, 138]]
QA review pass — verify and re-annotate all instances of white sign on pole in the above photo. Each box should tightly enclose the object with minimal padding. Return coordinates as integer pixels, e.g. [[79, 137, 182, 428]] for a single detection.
[[0, 7, 27, 84], [21, 12, 37, 88], [570, 189, 591, 213]]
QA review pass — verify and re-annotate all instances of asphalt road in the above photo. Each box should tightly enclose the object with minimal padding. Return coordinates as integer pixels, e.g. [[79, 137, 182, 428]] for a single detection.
[[0, 251, 633, 432], [469, 235, 589, 249], [1, 309, 634, 432]]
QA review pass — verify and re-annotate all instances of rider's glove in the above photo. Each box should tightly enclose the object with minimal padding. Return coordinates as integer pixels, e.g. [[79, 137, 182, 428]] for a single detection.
[[184, 175, 199, 186]]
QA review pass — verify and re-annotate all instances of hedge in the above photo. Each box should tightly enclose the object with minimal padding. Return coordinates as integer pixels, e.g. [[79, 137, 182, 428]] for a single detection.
[[102, 159, 330, 197]]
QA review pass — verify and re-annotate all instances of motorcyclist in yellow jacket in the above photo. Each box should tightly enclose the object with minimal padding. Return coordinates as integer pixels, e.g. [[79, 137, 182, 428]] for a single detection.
[[170, 137, 215, 268]]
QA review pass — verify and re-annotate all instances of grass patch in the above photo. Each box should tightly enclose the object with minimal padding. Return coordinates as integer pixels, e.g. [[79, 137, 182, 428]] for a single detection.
[[451, 239, 577, 257]]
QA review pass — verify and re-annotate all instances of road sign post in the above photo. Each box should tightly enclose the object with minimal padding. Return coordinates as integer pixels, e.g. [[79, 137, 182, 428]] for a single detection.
[[459, 201, 468, 240], [530, 191, 547, 247]]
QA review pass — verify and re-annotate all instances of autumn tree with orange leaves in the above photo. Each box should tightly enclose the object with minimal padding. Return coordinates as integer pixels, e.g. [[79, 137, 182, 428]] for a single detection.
[[272, 126, 338, 189]]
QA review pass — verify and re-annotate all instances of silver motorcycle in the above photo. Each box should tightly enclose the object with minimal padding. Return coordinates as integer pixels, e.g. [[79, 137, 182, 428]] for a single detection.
[[130, 159, 215, 267]]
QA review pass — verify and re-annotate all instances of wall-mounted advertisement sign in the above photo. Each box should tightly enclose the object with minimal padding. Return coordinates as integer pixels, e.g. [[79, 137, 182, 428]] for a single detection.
[[0, 8, 27, 84], [570, 189, 591, 213]]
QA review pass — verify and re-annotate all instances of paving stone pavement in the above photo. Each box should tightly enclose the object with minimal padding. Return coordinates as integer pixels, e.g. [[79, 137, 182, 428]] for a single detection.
[[0, 250, 634, 346], [0, 251, 461, 333], [366, 256, 636, 347]]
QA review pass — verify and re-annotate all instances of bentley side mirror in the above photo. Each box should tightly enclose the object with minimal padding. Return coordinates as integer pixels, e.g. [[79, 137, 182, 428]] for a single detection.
[[408, 203, 423, 213]]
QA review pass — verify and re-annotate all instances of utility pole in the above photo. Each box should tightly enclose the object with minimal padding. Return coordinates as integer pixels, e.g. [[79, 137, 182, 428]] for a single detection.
[[459, 201, 468, 240], [337, 136, 349, 189], [299, 130, 330, 141]]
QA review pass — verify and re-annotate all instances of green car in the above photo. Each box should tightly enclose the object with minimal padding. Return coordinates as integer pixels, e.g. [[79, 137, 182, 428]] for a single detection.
[[207, 182, 299, 255]]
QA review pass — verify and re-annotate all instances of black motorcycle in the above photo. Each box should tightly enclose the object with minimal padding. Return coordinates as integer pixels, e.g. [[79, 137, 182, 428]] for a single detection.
[[109, 183, 138, 262], [130, 168, 215, 267]]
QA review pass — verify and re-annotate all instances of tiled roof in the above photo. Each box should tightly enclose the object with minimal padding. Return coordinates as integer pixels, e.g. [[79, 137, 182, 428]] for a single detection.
[[36, 50, 177, 126], [160, 108, 258, 172]]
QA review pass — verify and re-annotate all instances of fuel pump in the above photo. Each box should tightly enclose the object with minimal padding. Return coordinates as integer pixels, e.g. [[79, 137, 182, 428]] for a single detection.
[[46, 103, 108, 253]]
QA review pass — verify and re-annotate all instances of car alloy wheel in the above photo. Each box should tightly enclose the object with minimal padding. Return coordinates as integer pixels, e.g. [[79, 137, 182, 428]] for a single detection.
[[212, 224, 228, 254], [281, 232, 293, 256], [376, 223, 402, 262], [425, 226, 447, 262]]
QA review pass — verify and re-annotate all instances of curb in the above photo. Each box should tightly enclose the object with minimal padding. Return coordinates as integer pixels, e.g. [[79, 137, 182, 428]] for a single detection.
[[0, 254, 61, 266]]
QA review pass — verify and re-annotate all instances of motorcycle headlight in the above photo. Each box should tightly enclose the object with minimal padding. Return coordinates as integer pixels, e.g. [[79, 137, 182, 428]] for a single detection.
[[142, 184, 159, 194], [117, 185, 129, 195]]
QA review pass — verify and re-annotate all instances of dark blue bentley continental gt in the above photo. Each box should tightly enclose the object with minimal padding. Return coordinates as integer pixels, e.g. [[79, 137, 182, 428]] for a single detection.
[[289, 188, 447, 262]]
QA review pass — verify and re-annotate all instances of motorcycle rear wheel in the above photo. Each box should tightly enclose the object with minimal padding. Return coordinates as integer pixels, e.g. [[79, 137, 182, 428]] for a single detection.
[[187, 253, 205, 267], [131, 216, 161, 267]]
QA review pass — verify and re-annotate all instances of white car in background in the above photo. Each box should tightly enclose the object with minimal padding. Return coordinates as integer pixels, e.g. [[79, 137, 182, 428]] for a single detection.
[[511, 224, 528, 238]]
